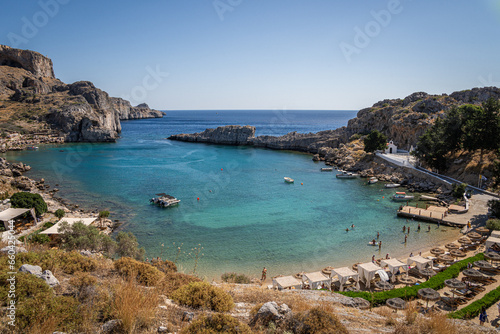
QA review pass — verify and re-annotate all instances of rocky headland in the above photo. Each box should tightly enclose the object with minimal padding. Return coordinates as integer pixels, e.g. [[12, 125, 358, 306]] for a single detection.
[[0, 45, 163, 144]]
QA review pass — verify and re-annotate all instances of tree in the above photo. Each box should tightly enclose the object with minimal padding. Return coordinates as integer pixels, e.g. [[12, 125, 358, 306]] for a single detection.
[[58, 221, 116, 256], [116, 231, 145, 261], [489, 199, 500, 218], [363, 130, 388, 153], [414, 119, 450, 172], [99, 210, 110, 228], [54, 209, 65, 219], [10, 192, 47, 216], [452, 183, 468, 199]]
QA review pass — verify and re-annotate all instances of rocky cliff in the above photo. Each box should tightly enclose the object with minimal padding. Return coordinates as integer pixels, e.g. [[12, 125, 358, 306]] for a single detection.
[[0, 45, 164, 143], [169, 125, 256, 145]]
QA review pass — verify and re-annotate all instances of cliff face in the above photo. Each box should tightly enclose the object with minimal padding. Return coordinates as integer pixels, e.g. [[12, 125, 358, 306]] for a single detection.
[[0, 45, 164, 142], [170, 125, 255, 145]]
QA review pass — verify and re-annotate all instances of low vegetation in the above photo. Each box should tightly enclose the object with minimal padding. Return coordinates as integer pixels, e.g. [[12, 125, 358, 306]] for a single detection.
[[171, 281, 234, 312], [221, 272, 252, 284], [116, 231, 145, 261], [182, 313, 252, 334], [291, 306, 349, 334], [114, 257, 164, 287], [486, 218, 500, 231], [363, 129, 388, 153], [58, 221, 116, 256], [489, 199, 500, 217], [10, 191, 47, 216]]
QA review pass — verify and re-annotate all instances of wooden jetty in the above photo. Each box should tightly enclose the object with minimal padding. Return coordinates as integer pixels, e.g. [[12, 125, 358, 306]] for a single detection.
[[397, 205, 464, 227]]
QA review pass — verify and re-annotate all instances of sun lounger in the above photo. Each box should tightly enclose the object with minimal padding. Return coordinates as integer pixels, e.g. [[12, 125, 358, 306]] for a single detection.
[[451, 289, 476, 300]]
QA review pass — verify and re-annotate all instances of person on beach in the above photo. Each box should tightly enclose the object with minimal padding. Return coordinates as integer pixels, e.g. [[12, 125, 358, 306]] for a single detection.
[[372, 255, 375, 263], [372, 239, 376, 245], [403, 226, 406, 233], [377, 231, 380, 239], [261, 267, 267, 282], [351, 224, 355, 229], [405, 235, 408, 243], [379, 241, 382, 250], [428, 225, 431, 232], [409, 252, 413, 257], [386, 253, 390, 259], [418, 223, 421, 231], [346, 228, 349, 232], [479, 306, 488, 325], [408, 226, 410, 234]]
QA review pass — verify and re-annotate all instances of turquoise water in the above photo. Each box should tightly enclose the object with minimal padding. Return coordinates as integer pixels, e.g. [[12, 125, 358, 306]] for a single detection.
[[4, 110, 460, 280]]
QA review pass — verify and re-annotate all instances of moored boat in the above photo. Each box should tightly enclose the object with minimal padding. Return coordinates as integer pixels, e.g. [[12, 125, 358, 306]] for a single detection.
[[336, 171, 358, 179], [150, 193, 180, 207], [392, 192, 414, 201], [368, 177, 378, 184], [384, 183, 400, 188], [284, 177, 294, 183], [320, 167, 333, 171], [26, 146, 39, 150]]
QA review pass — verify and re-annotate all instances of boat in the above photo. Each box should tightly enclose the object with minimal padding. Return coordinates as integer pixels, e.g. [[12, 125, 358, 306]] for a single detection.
[[26, 146, 39, 150], [150, 193, 180, 207], [392, 192, 414, 201], [320, 167, 333, 171], [336, 171, 358, 179], [368, 177, 378, 184], [384, 183, 400, 188], [284, 177, 294, 183]]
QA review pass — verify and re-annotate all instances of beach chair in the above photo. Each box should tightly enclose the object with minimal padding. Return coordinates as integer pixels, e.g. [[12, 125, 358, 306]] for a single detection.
[[451, 289, 475, 300]]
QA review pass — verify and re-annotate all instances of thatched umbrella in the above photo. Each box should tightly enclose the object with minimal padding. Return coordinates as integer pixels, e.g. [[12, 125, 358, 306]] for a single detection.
[[445, 243, 459, 250], [444, 279, 466, 309], [438, 254, 455, 263], [476, 226, 490, 234], [418, 288, 440, 309], [450, 249, 466, 258], [462, 268, 483, 279], [458, 236, 472, 244], [322, 266, 334, 276], [468, 232, 482, 240], [351, 297, 370, 310], [419, 267, 437, 279], [375, 280, 394, 291], [484, 252, 500, 264], [386, 298, 407, 312], [294, 272, 306, 280], [352, 262, 361, 272], [430, 247, 445, 256], [474, 260, 493, 270], [398, 276, 417, 285]]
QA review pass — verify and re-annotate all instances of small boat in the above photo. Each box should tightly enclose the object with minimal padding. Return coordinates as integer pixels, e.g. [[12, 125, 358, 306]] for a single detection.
[[392, 192, 414, 201], [284, 177, 294, 183], [26, 146, 39, 150], [336, 171, 358, 179], [150, 193, 180, 207], [320, 167, 333, 171], [384, 183, 400, 188], [368, 177, 378, 184]]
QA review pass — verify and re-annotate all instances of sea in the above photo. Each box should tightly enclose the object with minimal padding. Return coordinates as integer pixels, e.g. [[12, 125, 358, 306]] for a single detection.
[[4, 110, 461, 280]]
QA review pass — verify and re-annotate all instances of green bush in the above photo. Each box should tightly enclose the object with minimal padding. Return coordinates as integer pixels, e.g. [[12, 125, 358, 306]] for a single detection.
[[340, 253, 484, 305], [182, 313, 252, 334], [10, 192, 47, 216], [114, 257, 164, 287], [159, 272, 202, 297], [488, 199, 500, 217], [452, 183, 468, 199], [292, 306, 348, 334], [116, 231, 145, 261], [150, 259, 177, 273], [221, 272, 251, 284], [15, 250, 97, 274], [0, 272, 52, 306], [449, 285, 500, 319], [54, 209, 65, 219], [172, 281, 234, 312], [58, 221, 116, 256], [30, 233, 51, 244], [486, 218, 500, 231]]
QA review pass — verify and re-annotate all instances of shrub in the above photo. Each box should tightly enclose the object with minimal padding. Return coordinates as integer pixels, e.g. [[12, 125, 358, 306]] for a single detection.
[[363, 130, 388, 153], [150, 259, 177, 273], [112, 278, 159, 334], [486, 218, 500, 231], [10, 192, 47, 216], [58, 221, 117, 256], [488, 199, 500, 217], [54, 209, 65, 219], [69, 272, 97, 291], [114, 257, 164, 286], [30, 233, 51, 244], [291, 306, 348, 334], [43, 221, 55, 229], [158, 272, 202, 297], [0, 272, 52, 306], [349, 133, 363, 142], [15, 250, 97, 274], [171, 281, 234, 312], [452, 183, 467, 198], [221, 272, 251, 284], [58, 251, 97, 274], [182, 313, 252, 334], [116, 231, 145, 261]]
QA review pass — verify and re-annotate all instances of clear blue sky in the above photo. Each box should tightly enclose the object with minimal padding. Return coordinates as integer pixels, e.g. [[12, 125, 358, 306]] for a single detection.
[[1, 0, 500, 110]]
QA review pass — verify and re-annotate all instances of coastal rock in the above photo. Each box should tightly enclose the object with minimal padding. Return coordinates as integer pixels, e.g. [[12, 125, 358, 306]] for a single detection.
[[170, 125, 256, 145], [19, 264, 43, 276], [0, 45, 55, 78], [38, 270, 60, 288], [112, 99, 165, 120]]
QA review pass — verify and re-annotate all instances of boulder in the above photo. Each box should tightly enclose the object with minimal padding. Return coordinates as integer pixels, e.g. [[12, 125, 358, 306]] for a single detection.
[[251, 302, 291, 326], [157, 326, 168, 333], [182, 311, 194, 322], [100, 319, 122, 333], [19, 264, 42, 276], [38, 270, 60, 288]]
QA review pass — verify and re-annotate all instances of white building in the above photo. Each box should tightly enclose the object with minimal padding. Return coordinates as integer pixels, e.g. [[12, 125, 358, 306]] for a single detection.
[[385, 140, 397, 154]]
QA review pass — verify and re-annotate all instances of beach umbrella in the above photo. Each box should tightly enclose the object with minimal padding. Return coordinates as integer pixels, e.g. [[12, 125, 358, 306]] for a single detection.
[[462, 268, 483, 279], [322, 266, 334, 276], [375, 280, 394, 291], [430, 247, 445, 256], [419, 267, 437, 279], [294, 272, 306, 280], [445, 243, 459, 250], [450, 250, 466, 258], [476, 227, 490, 234], [352, 262, 361, 272], [438, 254, 455, 263], [418, 288, 440, 309], [351, 297, 370, 310], [444, 279, 466, 310], [458, 236, 472, 245], [473, 260, 493, 270], [398, 276, 417, 285], [484, 252, 500, 264], [468, 232, 482, 240], [386, 298, 407, 312]]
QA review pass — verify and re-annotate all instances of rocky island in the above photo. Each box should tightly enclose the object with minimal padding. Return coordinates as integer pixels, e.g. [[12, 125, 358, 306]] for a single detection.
[[0, 45, 164, 144]]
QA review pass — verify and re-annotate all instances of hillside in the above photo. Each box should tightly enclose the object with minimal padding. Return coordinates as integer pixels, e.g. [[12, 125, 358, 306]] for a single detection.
[[0, 45, 164, 143]]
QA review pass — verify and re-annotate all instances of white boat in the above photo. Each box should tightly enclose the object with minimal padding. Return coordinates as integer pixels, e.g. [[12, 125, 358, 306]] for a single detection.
[[320, 167, 334, 171], [150, 193, 180, 207], [392, 192, 414, 201], [384, 183, 401, 188], [284, 177, 294, 183], [336, 171, 358, 179], [368, 177, 378, 184]]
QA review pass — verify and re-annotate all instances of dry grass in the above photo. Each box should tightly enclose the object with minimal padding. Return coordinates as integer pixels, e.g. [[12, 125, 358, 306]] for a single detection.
[[157, 272, 202, 297], [374, 306, 398, 326], [111, 278, 159, 334], [394, 311, 459, 334]]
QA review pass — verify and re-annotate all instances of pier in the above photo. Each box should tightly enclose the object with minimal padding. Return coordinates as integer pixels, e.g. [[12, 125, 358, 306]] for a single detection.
[[397, 205, 465, 227]]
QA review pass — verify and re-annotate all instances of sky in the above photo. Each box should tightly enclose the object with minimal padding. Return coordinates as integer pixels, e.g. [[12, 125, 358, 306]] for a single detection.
[[1, 0, 500, 110]]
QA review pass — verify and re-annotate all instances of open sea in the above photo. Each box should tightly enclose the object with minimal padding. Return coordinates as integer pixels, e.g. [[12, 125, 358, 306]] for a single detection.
[[4, 110, 461, 280]]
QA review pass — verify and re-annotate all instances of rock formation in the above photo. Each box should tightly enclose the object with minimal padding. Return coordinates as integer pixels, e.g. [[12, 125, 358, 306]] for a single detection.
[[0, 45, 164, 143], [170, 125, 256, 145]]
